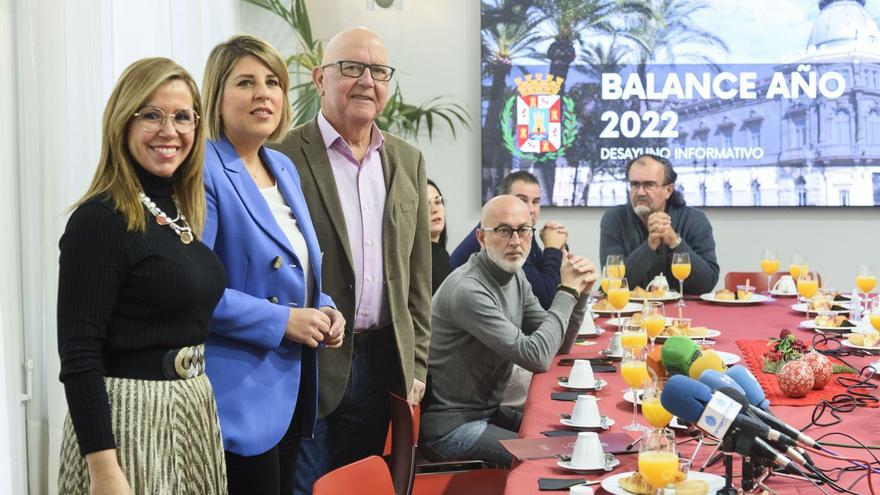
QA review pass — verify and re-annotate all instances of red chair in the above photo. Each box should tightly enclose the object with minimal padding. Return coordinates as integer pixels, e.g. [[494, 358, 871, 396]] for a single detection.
[[386, 392, 508, 495], [313, 455, 394, 495]]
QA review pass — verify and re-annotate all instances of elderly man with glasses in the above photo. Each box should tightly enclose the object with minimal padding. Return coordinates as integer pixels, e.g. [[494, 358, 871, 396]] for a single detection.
[[274, 28, 431, 493], [421, 195, 597, 466], [599, 153, 719, 295]]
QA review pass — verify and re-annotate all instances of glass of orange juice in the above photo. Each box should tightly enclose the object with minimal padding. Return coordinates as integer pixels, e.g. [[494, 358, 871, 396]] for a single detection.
[[621, 347, 649, 432], [761, 249, 780, 296], [608, 277, 630, 324], [797, 270, 820, 319], [621, 319, 648, 351], [600, 265, 622, 295], [789, 254, 808, 286], [671, 253, 691, 308], [641, 301, 667, 350], [869, 296, 880, 333], [639, 428, 679, 493], [642, 379, 673, 429], [606, 255, 626, 279], [857, 265, 877, 295]]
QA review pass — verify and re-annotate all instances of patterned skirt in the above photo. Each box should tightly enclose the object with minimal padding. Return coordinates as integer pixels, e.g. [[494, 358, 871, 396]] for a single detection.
[[58, 374, 227, 494]]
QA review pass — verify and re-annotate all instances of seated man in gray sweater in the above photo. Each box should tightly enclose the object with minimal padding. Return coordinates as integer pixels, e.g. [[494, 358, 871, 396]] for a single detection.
[[600, 154, 719, 294], [421, 195, 597, 466]]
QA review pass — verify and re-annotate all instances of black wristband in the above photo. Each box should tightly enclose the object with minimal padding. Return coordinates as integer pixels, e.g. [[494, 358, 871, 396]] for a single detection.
[[557, 284, 580, 299]]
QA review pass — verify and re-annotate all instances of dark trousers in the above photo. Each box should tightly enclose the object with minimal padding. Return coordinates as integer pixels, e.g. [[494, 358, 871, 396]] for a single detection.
[[225, 382, 305, 495], [293, 328, 394, 494]]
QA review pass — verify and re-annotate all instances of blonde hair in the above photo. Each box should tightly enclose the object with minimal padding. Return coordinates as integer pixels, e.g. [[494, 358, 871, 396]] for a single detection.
[[74, 57, 206, 236], [202, 34, 291, 143]]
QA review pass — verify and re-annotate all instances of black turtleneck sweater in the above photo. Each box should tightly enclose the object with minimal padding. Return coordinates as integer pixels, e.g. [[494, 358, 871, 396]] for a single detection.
[[57, 165, 226, 455]]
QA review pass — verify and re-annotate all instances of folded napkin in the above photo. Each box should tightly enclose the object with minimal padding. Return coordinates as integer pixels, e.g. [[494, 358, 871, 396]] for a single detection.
[[538, 478, 589, 491]]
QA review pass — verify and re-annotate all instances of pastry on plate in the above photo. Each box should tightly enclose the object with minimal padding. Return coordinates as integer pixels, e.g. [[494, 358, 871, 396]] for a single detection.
[[674, 479, 709, 495], [715, 289, 735, 301], [847, 332, 880, 348], [592, 298, 613, 311]]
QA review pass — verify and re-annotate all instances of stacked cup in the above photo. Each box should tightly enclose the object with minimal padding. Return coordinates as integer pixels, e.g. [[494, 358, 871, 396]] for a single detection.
[[567, 360, 596, 389], [569, 431, 605, 469]]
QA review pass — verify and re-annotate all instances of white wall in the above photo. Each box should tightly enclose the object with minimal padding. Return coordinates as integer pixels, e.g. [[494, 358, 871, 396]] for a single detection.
[[246, 0, 879, 291]]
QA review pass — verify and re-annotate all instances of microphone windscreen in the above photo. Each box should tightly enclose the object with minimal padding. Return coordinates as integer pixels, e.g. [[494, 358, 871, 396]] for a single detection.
[[698, 369, 745, 396], [725, 365, 771, 410], [660, 375, 712, 424], [688, 350, 727, 379], [661, 336, 702, 376], [646, 346, 667, 381], [716, 386, 751, 409]]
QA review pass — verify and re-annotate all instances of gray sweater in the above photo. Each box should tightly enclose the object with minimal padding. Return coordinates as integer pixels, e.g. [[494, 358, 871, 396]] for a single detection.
[[421, 250, 587, 440], [599, 203, 719, 294]]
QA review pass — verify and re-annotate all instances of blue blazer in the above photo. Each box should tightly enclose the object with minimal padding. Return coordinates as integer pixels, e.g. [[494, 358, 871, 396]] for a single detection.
[[202, 137, 334, 456]]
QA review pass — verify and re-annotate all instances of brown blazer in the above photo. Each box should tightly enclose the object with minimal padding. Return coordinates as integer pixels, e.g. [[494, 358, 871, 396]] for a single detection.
[[273, 118, 432, 417]]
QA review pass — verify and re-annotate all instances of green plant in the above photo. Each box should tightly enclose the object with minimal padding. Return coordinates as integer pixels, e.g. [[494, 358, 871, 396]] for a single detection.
[[243, 0, 470, 139]]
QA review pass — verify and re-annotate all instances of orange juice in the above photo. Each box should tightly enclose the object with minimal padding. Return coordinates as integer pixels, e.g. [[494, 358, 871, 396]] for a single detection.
[[608, 287, 630, 310], [671, 263, 691, 281], [621, 331, 648, 349], [789, 264, 807, 280], [643, 316, 667, 339], [621, 361, 650, 389], [761, 259, 780, 275], [797, 279, 819, 299], [642, 397, 673, 428], [856, 275, 877, 294], [601, 277, 622, 293], [870, 314, 880, 332], [638, 451, 680, 489]]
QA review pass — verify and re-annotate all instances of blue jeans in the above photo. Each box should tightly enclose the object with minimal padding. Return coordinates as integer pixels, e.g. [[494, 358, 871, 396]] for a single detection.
[[293, 328, 394, 494], [422, 406, 522, 467]]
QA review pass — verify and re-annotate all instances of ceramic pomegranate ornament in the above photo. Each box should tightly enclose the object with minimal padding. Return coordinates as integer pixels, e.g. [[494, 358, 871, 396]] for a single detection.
[[777, 360, 814, 398], [801, 352, 833, 390]]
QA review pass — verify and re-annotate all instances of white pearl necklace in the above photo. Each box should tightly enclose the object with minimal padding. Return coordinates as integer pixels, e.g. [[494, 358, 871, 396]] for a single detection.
[[138, 192, 194, 244]]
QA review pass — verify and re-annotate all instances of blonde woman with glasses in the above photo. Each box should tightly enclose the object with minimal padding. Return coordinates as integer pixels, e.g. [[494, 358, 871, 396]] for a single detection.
[[57, 57, 227, 494]]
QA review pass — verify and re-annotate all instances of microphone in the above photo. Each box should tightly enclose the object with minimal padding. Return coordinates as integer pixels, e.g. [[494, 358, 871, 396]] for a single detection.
[[725, 365, 770, 410], [725, 366, 821, 449], [660, 376, 803, 473], [688, 350, 726, 379], [697, 369, 744, 396], [660, 336, 702, 377]]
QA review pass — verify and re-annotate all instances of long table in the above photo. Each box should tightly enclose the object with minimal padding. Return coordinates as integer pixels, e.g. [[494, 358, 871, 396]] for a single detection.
[[503, 296, 879, 494]]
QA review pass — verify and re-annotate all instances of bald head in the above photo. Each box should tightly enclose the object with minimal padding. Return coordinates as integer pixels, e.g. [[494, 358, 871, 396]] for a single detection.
[[477, 195, 532, 273], [314, 28, 391, 141]]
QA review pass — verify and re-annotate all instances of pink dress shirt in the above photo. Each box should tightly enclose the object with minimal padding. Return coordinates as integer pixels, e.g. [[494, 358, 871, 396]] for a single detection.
[[317, 112, 390, 331]]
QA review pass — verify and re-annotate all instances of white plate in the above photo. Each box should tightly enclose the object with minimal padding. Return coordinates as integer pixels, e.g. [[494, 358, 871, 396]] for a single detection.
[[791, 303, 850, 315], [770, 289, 798, 298], [654, 329, 722, 341], [713, 350, 741, 366], [601, 471, 727, 495], [557, 378, 607, 391], [578, 326, 605, 337], [699, 293, 771, 305], [606, 316, 674, 327], [557, 456, 620, 473], [560, 417, 615, 430], [843, 340, 880, 352], [590, 302, 644, 315], [798, 320, 858, 333], [629, 291, 681, 302]]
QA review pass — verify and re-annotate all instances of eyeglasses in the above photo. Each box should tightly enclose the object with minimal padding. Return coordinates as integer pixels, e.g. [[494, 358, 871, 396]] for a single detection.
[[628, 181, 666, 193], [428, 196, 446, 207], [133, 107, 199, 134], [480, 225, 536, 240], [321, 60, 396, 82]]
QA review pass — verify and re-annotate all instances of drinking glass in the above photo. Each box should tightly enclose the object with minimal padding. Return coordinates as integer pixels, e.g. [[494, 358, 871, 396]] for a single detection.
[[761, 249, 780, 296], [789, 254, 808, 285], [606, 254, 626, 279], [620, 318, 648, 351], [857, 265, 877, 295], [870, 296, 880, 333], [608, 277, 630, 324], [621, 347, 649, 432], [671, 253, 691, 307], [600, 265, 622, 295], [638, 427, 679, 494], [797, 270, 820, 319], [642, 379, 673, 429], [641, 301, 667, 350]]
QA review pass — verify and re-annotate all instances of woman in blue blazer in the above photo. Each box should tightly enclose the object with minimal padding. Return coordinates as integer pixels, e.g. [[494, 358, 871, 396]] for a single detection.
[[200, 35, 345, 495]]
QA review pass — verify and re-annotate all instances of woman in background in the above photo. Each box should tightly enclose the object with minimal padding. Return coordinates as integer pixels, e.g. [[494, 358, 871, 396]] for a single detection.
[[201, 35, 344, 495], [57, 57, 227, 494], [428, 179, 451, 293]]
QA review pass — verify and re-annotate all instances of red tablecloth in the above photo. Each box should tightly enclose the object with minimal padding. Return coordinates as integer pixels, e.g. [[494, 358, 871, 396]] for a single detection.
[[503, 297, 880, 494]]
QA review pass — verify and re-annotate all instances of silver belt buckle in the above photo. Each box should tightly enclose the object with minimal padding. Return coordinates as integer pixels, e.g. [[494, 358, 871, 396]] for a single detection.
[[173, 344, 205, 379]]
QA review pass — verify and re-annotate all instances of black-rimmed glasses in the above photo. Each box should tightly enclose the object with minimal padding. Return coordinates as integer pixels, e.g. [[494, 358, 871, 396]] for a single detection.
[[321, 60, 396, 82], [628, 181, 670, 193], [133, 107, 199, 134], [480, 225, 535, 240]]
